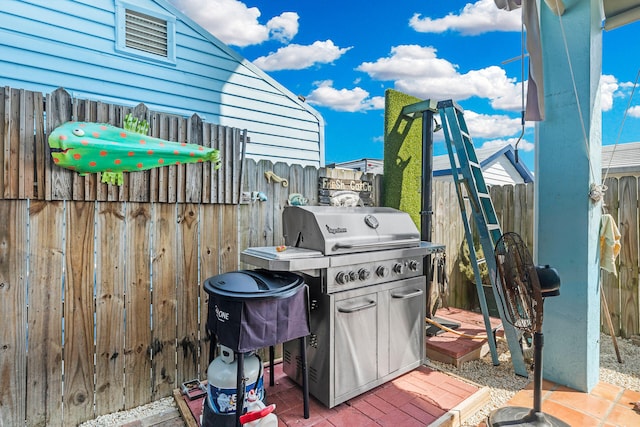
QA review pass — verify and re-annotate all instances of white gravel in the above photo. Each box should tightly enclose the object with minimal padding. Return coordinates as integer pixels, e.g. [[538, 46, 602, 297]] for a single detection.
[[79, 396, 178, 427], [80, 333, 639, 427], [427, 332, 640, 426]]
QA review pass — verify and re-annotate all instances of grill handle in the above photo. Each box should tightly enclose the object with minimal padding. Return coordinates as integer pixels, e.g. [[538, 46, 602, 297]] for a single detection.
[[391, 288, 424, 299], [337, 300, 376, 313], [332, 238, 419, 251]]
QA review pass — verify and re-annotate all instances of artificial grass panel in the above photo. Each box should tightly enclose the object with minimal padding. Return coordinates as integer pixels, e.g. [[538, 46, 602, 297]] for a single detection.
[[383, 89, 424, 229]]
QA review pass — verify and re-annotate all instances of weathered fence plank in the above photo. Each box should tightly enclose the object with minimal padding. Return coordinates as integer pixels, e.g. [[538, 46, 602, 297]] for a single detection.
[[272, 161, 291, 244], [186, 114, 203, 203], [199, 204, 222, 375], [124, 202, 152, 409], [238, 157, 257, 257], [2, 88, 19, 198], [1, 87, 8, 197], [151, 203, 178, 399], [0, 200, 28, 426], [33, 92, 46, 200], [27, 200, 64, 426], [19, 90, 33, 199], [176, 203, 201, 384], [618, 176, 639, 337], [256, 159, 275, 247], [63, 201, 96, 423], [47, 88, 74, 201], [128, 104, 152, 202], [95, 202, 127, 417], [220, 204, 239, 274]]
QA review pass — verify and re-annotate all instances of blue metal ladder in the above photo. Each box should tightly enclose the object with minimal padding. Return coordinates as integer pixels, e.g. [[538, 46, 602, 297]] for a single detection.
[[437, 99, 527, 377]]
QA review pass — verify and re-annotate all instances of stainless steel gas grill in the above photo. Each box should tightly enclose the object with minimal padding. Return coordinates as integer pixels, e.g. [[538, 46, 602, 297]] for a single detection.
[[241, 205, 444, 408]]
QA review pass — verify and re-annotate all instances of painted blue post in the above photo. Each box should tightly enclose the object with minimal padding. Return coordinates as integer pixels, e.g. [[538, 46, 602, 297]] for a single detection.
[[535, 0, 602, 392]]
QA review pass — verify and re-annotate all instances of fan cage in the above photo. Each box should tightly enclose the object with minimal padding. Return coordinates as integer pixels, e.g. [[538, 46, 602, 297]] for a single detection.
[[494, 233, 544, 333]]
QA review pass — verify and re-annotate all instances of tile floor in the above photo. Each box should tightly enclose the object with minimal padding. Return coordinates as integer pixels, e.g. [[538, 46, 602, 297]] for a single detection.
[[479, 379, 640, 427]]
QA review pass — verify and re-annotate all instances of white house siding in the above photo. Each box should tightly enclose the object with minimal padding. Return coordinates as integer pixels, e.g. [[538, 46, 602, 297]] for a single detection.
[[482, 157, 527, 185], [433, 149, 531, 186], [0, 0, 323, 167], [602, 142, 640, 178]]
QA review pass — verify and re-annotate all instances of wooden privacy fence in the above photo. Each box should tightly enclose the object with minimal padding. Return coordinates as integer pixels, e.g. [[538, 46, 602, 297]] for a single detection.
[[0, 86, 246, 426], [0, 200, 239, 426], [1, 85, 639, 427], [445, 178, 639, 340], [601, 176, 640, 338]]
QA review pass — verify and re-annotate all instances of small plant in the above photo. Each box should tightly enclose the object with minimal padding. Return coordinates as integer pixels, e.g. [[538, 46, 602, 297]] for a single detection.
[[458, 237, 490, 286]]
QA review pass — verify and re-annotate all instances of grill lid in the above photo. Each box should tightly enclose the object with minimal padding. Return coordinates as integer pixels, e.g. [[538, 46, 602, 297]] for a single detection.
[[283, 205, 420, 255], [204, 269, 304, 300]]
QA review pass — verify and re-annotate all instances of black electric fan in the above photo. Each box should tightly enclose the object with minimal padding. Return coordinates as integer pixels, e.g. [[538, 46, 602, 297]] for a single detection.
[[488, 232, 569, 427]]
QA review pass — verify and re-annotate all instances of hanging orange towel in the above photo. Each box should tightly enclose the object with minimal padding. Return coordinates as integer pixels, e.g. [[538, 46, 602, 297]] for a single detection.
[[599, 214, 621, 275]]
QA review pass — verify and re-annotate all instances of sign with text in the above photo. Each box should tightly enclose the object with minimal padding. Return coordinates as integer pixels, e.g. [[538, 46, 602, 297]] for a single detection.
[[318, 177, 373, 206]]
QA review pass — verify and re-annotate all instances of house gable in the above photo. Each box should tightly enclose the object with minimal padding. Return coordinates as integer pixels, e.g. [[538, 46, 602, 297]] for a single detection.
[[0, 0, 324, 167], [433, 144, 534, 185]]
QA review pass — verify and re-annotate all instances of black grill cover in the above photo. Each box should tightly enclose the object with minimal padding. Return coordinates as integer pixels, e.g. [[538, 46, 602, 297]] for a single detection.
[[204, 270, 310, 353]]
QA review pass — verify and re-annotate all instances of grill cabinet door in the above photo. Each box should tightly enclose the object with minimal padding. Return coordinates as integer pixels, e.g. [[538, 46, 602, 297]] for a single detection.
[[334, 293, 378, 399], [388, 277, 426, 372]]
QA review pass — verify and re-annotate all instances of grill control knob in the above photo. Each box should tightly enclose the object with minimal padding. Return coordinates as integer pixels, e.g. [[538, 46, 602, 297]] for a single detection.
[[358, 268, 371, 281], [348, 271, 357, 282], [376, 266, 389, 278], [393, 262, 404, 274], [408, 260, 419, 271], [336, 271, 350, 284]]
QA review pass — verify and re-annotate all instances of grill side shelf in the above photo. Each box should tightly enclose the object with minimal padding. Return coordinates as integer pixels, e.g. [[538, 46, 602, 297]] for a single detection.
[[241, 247, 329, 277]]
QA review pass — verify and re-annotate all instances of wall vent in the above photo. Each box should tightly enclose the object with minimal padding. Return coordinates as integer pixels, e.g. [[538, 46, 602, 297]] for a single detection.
[[125, 9, 168, 57]]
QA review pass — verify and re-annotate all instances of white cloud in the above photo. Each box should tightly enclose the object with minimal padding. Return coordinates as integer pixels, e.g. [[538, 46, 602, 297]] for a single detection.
[[357, 45, 522, 109], [305, 80, 383, 112], [464, 110, 529, 139], [600, 74, 618, 112], [357, 45, 458, 80], [266, 12, 299, 43], [409, 0, 521, 35], [253, 40, 351, 71], [168, 0, 298, 47], [629, 106, 640, 118], [480, 137, 535, 152]]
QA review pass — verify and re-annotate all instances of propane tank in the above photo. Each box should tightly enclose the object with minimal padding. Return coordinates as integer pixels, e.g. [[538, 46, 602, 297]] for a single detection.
[[206, 345, 265, 415]]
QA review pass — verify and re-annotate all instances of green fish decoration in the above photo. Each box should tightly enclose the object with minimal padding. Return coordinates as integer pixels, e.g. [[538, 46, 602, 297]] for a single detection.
[[48, 114, 221, 185]]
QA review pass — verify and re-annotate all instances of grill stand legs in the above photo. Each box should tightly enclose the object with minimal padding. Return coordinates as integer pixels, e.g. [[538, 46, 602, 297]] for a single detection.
[[207, 335, 309, 427], [300, 336, 310, 419]]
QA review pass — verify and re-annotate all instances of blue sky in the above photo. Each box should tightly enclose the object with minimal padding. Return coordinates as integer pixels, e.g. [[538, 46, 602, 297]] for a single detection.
[[168, 0, 640, 172]]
